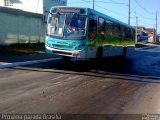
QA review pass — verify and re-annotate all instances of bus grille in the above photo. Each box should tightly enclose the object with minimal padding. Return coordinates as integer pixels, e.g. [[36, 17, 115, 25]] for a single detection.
[[52, 44, 72, 50]]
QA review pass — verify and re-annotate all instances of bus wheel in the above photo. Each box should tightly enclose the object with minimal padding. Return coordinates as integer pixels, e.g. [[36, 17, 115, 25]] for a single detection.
[[62, 56, 70, 62], [122, 47, 127, 57]]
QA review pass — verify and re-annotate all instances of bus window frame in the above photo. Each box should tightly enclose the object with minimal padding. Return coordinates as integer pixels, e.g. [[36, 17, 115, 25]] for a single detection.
[[98, 16, 106, 35], [88, 13, 98, 42], [106, 19, 114, 36], [47, 13, 88, 40], [47, 13, 65, 38]]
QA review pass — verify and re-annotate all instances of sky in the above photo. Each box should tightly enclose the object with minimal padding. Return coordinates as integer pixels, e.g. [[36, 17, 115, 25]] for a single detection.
[[67, 0, 160, 33]]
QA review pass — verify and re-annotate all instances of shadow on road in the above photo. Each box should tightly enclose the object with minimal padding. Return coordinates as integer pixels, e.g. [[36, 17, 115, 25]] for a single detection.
[[11, 56, 160, 83]]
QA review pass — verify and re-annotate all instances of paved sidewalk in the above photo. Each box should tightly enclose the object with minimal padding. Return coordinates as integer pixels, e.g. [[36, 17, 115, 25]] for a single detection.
[[0, 53, 59, 64], [0, 44, 61, 68], [0, 53, 61, 68], [136, 42, 160, 48]]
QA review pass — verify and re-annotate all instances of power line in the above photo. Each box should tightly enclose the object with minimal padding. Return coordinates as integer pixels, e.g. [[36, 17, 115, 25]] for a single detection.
[[134, 0, 154, 15], [130, 0, 143, 13], [96, 4, 129, 17], [95, 0, 128, 5], [79, 0, 128, 5], [81, 0, 156, 26], [81, 0, 130, 18], [133, 12, 154, 20]]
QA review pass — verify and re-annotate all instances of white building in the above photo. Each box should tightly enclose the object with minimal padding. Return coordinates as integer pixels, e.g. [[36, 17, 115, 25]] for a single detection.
[[0, 0, 67, 14]]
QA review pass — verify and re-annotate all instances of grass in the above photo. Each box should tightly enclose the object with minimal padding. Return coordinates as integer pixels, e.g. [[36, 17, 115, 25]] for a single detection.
[[0, 43, 45, 56]]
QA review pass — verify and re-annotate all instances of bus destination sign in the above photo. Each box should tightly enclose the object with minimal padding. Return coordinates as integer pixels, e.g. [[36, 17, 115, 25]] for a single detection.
[[51, 8, 86, 14]]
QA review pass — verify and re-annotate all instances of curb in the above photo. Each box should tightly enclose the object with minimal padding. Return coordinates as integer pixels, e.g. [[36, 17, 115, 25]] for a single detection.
[[0, 58, 61, 69]]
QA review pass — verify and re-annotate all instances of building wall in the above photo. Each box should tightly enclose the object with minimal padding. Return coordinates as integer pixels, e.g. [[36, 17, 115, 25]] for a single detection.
[[0, 7, 46, 45]]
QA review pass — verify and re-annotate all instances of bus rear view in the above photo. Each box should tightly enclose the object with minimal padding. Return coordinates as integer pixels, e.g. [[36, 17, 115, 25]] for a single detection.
[[45, 7, 88, 60]]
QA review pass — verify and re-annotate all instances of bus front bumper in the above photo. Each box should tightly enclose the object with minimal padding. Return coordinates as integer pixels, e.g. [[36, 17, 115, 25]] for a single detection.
[[45, 45, 86, 58]]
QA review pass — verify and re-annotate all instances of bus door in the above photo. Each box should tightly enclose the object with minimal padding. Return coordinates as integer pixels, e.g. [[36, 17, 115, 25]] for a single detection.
[[88, 14, 97, 45], [87, 13, 97, 58]]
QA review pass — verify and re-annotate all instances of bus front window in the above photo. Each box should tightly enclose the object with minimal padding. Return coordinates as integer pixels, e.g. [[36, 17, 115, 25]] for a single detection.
[[47, 13, 87, 40], [47, 13, 65, 37], [64, 14, 87, 40]]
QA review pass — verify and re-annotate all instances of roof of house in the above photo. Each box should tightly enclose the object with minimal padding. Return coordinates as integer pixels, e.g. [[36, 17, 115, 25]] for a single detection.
[[145, 28, 155, 32]]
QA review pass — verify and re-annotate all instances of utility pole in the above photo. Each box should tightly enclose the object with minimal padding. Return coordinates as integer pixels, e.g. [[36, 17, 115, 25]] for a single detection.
[[93, 0, 94, 10], [134, 12, 138, 43], [128, 0, 130, 25], [155, 11, 158, 43], [154, 24, 156, 43], [135, 16, 138, 43]]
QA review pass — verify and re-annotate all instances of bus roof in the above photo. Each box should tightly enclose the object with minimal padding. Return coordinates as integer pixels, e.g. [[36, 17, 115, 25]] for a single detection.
[[87, 8, 134, 29], [50, 6, 134, 29]]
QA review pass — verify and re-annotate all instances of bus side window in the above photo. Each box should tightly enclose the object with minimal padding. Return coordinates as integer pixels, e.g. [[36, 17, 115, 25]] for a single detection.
[[88, 14, 97, 42], [125, 28, 130, 38], [106, 20, 113, 36], [98, 17, 105, 34]]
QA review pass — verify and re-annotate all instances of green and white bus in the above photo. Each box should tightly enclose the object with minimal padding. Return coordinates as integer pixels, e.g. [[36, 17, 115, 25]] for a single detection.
[[45, 7, 135, 60]]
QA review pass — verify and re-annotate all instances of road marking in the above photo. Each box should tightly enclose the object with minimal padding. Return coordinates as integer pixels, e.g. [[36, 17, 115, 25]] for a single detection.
[[0, 58, 61, 69]]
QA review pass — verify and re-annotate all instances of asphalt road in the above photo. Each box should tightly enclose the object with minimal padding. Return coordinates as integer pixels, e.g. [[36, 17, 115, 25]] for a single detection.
[[1, 46, 160, 119]]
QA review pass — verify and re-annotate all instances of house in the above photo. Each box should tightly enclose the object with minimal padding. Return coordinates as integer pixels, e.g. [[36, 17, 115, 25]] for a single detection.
[[145, 28, 155, 43], [137, 26, 146, 33], [158, 33, 160, 42], [136, 26, 157, 43], [136, 26, 148, 42]]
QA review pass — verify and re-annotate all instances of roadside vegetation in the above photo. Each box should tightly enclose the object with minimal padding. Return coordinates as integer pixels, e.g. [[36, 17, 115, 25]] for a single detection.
[[0, 43, 45, 56]]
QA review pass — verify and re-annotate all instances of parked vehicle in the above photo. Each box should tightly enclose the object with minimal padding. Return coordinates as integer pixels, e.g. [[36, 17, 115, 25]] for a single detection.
[[137, 31, 148, 42]]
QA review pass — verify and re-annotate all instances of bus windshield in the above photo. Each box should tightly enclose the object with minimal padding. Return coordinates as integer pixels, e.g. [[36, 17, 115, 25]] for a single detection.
[[47, 13, 87, 40]]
